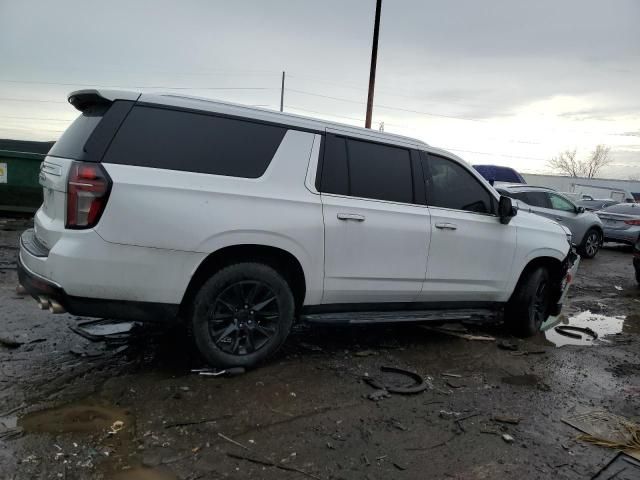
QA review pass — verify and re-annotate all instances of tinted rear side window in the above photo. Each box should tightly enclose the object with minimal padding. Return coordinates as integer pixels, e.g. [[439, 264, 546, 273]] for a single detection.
[[347, 139, 413, 203], [103, 106, 286, 178], [319, 135, 413, 203], [48, 104, 108, 160], [320, 135, 349, 195]]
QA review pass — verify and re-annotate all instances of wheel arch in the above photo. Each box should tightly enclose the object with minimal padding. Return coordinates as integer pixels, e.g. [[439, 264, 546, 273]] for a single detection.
[[180, 244, 307, 318], [580, 224, 603, 245], [508, 255, 564, 303]]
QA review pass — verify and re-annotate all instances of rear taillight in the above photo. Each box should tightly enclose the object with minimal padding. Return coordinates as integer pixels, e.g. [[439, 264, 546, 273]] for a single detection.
[[624, 219, 640, 226], [66, 162, 111, 229]]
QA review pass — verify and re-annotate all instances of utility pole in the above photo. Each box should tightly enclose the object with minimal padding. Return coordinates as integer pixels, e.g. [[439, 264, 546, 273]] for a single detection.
[[365, 0, 382, 129], [280, 71, 285, 112]]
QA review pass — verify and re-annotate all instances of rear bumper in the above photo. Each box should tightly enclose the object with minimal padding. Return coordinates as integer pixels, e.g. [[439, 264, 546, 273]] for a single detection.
[[18, 228, 182, 323], [603, 228, 639, 244], [18, 256, 179, 323]]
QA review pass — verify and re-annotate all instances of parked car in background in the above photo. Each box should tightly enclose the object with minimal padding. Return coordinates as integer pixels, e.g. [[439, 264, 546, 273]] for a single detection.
[[19, 89, 579, 368], [495, 183, 604, 259], [576, 198, 619, 211], [473, 165, 526, 184], [596, 203, 640, 245]]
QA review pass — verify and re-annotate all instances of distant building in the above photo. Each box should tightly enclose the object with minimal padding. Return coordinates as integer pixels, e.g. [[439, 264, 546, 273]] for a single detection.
[[522, 173, 640, 202]]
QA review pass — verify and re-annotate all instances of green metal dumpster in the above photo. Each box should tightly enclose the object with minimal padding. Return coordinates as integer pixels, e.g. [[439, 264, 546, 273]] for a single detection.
[[0, 149, 45, 213]]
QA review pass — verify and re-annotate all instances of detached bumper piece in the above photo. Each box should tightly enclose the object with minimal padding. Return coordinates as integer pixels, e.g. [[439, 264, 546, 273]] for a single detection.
[[549, 249, 580, 317]]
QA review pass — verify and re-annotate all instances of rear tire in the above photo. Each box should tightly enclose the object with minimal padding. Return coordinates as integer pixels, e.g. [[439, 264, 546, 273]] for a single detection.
[[191, 262, 294, 368], [579, 228, 602, 259], [505, 267, 551, 337]]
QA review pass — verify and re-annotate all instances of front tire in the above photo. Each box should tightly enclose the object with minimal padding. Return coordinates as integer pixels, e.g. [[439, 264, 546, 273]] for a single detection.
[[579, 228, 602, 259], [505, 267, 552, 337], [191, 262, 295, 368]]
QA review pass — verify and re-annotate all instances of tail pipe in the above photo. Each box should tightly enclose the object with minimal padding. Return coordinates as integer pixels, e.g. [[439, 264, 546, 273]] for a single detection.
[[49, 299, 66, 314]]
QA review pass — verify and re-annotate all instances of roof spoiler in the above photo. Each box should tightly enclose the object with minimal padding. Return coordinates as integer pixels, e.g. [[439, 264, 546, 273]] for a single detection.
[[68, 89, 141, 112]]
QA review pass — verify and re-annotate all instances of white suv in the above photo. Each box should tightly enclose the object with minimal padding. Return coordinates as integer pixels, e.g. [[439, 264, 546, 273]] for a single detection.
[[19, 89, 579, 368]]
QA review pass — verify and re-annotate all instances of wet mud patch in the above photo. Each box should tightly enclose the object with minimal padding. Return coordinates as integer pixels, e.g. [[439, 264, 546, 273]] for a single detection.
[[606, 362, 640, 377], [500, 373, 550, 390], [19, 401, 131, 434], [545, 310, 627, 346], [112, 466, 177, 480]]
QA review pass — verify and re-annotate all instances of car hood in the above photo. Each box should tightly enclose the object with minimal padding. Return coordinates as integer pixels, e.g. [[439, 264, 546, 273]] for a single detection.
[[513, 202, 566, 233]]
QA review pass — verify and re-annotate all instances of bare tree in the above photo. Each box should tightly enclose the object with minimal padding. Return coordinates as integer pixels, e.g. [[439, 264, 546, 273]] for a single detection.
[[584, 144, 611, 178], [548, 149, 582, 177], [548, 145, 612, 178]]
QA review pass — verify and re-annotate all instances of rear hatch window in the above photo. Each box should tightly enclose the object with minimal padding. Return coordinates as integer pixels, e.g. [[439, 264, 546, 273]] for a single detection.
[[48, 105, 108, 160], [47, 101, 134, 162]]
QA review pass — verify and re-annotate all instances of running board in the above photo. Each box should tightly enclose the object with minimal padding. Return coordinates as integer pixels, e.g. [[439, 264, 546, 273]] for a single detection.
[[301, 309, 500, 325]]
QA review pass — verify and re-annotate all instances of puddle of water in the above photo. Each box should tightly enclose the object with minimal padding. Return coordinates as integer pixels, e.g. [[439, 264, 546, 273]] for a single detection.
[[501, 374, 540, 386], [111, 467, 177, 480], [19, 402, 131, 434], [545, 310, 626, 347]]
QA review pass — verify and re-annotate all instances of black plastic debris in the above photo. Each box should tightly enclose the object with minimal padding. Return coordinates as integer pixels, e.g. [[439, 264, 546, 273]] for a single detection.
[[555, 325, 598, 341], [364, 366, 429, 394], [592, 453, 640, 479], [69, 319, 146, 345]]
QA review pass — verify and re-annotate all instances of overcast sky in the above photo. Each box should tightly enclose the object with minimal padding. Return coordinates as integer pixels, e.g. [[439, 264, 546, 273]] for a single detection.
[[1, 0, 639, 178]]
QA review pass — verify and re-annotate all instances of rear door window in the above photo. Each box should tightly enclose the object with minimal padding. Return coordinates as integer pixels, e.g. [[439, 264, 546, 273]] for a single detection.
[[319, 134, 349, 195], [425, 154, 493, 214], [103, 106, 287, 178], [347, 138, 413, 203], [548, 193, 576, 212], [319, 134, 414, 204], [522, 191, 551, 208]]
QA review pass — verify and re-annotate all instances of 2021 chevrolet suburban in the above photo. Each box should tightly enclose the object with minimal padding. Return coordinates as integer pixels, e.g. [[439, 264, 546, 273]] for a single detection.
[[19, 89, 579, 368]]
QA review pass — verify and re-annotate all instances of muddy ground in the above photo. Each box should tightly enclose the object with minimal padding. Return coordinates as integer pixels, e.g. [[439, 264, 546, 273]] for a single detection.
[[1, 216, 639, 480]]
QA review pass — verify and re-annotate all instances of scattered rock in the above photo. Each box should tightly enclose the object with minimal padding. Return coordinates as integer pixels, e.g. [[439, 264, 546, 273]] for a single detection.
[[367, 389, 390, 401], [502, 434, 515, 443], [492, 415, 521, 425]]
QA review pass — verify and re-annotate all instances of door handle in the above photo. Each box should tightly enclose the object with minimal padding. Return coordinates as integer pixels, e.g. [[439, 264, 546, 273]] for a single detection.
[[337, 213, 365, 222], [555, 217, 562, 221], [435, 222, 457, 230]]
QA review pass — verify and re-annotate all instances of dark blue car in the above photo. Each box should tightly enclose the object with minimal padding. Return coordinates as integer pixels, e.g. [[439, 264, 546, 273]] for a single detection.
[[473, 165, 526, 184]]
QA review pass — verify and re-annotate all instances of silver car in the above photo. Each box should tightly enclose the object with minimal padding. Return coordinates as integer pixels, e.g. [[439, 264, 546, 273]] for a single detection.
[[596, 203, 640, 245], [495, 183, 604, 258]]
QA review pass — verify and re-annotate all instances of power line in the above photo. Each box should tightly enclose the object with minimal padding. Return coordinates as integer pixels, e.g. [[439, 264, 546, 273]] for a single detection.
[[0, 79, 277, 90], [287, 88, 640, 139], [0, 125, 65, 133], [443, 147, 547, 162], [287, 88, 489, 122], [0, 115, 73, 122], [0, 97, 67, 104], [285, 105, 365, 123]]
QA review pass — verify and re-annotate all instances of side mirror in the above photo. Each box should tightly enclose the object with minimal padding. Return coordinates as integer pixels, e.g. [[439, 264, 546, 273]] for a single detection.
[[576, 206, 585, 214], [498, 196, 517, 224]]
